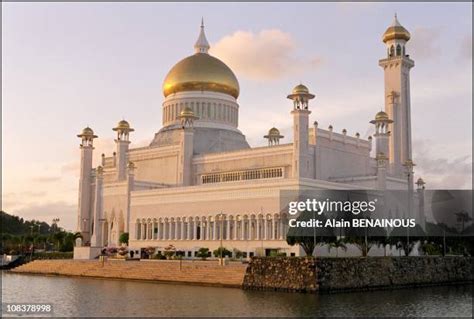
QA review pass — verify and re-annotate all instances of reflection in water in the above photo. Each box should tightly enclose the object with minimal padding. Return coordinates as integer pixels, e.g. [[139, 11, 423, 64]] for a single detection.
[[2, 272, 472, 317]]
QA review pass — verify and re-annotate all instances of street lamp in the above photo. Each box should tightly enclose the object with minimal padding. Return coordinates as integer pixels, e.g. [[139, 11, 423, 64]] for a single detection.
[[217, 212, 225, 264], [403, 159, 416, 255]]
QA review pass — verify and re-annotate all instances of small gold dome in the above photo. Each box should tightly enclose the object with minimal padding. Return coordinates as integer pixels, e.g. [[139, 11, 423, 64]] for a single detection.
[[416, 177, 425, 185], [163, 53, 240, 99], [376, 111, 389, 121], [268, 127, 280, 136], [113, 119, 134, 132], [292, 84, 309, 95], [179, 106, 196, 118], [77, 126, 97, 138], [371, 111, 393, 124], [383, 15, 410, 43]]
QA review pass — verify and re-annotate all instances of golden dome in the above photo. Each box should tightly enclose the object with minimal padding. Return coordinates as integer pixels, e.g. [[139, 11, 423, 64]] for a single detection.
[[376, 111, 389, 121], [383, 15, 410, 43], [77, 126, 97, 138], [264, 127, 284, 139], [292, 84, 309, 94], [179, 106, 198, 118], [269, 127, 280, 135], [163, 53, 240, 99], [371, 111, 393, 124], [113, 119, 134, 132]]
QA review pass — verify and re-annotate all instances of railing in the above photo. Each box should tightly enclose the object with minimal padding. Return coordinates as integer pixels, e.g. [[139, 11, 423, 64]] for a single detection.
[[201, 167, 283, 184]]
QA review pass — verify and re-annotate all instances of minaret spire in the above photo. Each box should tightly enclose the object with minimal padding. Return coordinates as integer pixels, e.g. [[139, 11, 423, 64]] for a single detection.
[[194, 18, 210, 54]]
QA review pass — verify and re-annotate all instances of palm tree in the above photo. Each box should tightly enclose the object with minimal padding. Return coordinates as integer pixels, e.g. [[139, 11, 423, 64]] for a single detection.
[[327, 238, 347, 257], [455, 210, 472, 232]]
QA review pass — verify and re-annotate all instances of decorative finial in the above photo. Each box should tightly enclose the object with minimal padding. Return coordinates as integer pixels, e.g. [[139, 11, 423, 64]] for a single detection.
[[194, 18, 210, 54], [201, 17, 204, 28]]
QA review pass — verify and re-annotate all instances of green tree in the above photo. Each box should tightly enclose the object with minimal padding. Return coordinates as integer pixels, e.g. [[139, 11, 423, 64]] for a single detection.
[[389, 224, 425, 256], [213, 247, 232, 258], [196, 247, 210, 260], [286, 210, 336, 256], [119, 232, 129, 245], [327, 238, 347, 257]]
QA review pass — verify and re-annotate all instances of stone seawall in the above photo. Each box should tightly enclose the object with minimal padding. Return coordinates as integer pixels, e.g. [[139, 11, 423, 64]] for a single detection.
[[11, 259, 247, 288], [243, 257, 473, 293]]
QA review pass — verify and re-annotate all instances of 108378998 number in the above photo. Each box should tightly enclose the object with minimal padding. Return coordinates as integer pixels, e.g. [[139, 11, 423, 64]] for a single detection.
[[4, 303, 52, 313]]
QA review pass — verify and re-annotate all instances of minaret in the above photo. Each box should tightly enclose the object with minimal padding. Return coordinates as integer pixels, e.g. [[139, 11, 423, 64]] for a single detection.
[[370, 110, 393, 161], [379, 14, 414, 177], [90, 165, 103, 247], [113, 120, 134, 181], [264, 127, 284, 146], [126, 161, 135, 234], [177, 107, 198, 186], [194, 18, 210, 54], [287, 84, 315, 178], [76, 127, 98, 243]]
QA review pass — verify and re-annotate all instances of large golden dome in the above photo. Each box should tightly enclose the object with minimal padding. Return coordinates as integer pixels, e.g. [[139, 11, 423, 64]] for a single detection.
[[163, 53, 240, 99]]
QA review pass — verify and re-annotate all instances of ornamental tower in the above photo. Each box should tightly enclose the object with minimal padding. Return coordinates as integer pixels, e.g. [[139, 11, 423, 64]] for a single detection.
[[379, 14, 414, 177], [113, 120, 134, 181], [287, 84, 315, 178], [76, 127, 97, 243]]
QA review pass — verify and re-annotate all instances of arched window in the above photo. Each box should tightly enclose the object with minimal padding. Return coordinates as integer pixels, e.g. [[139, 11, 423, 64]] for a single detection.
[[396, 44, 401, 56], [389, 45, 395, 57]]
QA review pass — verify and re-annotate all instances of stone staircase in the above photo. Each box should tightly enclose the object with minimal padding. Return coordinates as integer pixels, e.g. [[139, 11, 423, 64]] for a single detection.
[[11, 259, 248, 287]]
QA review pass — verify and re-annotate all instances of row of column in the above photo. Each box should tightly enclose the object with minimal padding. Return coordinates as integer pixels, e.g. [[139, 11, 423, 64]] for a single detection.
[[163, 102, 238, 126], [135, 216, 288, 241]]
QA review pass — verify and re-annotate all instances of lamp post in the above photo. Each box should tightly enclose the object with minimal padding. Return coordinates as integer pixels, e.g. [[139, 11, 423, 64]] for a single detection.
[[403, 159, 415, 255], [217, 212, 224, 263]]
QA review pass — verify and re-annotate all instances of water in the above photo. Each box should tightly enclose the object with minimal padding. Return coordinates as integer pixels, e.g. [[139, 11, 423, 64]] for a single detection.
[[2, 272, 472, 317]]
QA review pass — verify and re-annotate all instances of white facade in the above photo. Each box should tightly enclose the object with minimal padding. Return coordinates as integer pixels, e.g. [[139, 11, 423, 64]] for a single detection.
[[74, 17, 425, 259]]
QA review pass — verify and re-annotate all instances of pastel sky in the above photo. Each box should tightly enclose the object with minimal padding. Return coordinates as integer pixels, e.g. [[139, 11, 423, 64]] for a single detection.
[[2, 2, 472, 231]]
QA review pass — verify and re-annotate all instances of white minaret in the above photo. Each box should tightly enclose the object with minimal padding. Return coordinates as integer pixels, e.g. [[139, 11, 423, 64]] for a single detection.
[[287, 84, 315, 179], [76, 127, 97, 243], [113, 120, 134, 181], [379, 14, 414, 177], [90, 165, 103, 247], [177, 107, 198, 186]]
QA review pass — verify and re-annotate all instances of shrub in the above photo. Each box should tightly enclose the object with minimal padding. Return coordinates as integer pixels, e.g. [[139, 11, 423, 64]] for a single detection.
[[164, 245, 176, 259], [196, 247, 210, 260], [213, 247, 232, 258], [32, 252, 73, 260], [233, 248, 243, 259], [119, 232, 129, 245]]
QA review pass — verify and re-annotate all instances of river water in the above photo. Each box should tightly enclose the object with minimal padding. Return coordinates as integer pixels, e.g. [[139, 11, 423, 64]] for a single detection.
[[2, 272, 472, 317]]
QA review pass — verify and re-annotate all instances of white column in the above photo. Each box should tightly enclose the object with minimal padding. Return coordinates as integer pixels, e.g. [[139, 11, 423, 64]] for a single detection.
[[174, 220, 179, 240], [213, 220, 217, 240], [193, 219, 197, 240], [187, 220, 192, 240], [226, 219, 231, 240], [233, 219, 238, 240], [164, 221, 169, 240], [256, 218, 261, 240], [141, 223, 146, 240], [264, 218, 268, 240], [181, 220, 185, 240], [279, 217, 284, 240], [241, 220, 245, 240]]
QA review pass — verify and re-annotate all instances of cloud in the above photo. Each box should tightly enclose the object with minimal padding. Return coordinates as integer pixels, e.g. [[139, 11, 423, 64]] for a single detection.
[[413, 139, 472, 189], [211, 29, 323, 81], [32, 176, 61, 183], [407, 27, 442, 60]]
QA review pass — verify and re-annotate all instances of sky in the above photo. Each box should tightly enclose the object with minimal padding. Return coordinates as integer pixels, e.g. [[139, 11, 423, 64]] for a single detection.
[[2, 2, 472, 231]]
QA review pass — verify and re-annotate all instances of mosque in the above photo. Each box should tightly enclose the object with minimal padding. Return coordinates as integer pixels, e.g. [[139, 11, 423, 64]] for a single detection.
[[74, 16, 427, 259]]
